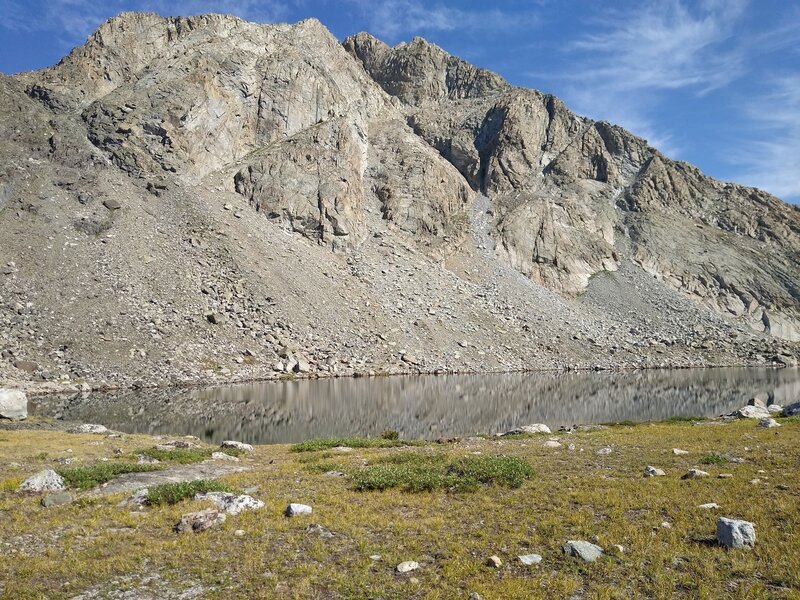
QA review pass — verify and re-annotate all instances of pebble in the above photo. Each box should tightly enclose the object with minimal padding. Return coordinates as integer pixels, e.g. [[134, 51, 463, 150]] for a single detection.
[[195, 492, 264, 515], [517, 553, 542, 565], [543, 440, 561, 448], [595, 447, 613, 455], [221, 440, 253, 453], [718, 473, 733, 479], [673, 448, 689, 455], [698, 503, 720, 510], [644, 466, 666, 477], [175, 509, 226, 533], [234, 529, 245, 537], [211, 451, 240, 462], [285, 503, 312, 517], [485, 555, 502, 568], [757, 418, 780, 428], [396, 561, 419, 573], [68, 424, 109, 434], [682, 468, 710, 479]]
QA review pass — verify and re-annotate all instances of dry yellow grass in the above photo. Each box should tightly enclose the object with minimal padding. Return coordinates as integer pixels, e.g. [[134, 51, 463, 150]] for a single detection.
[[1, 417, 798, 599]]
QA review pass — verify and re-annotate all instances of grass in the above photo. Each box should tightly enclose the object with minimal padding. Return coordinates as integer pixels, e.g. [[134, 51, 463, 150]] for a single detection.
[[290, 436, 424, 452], [351, 454, 535, 492], [1, 418, 799, 598], [135, 447, 242, 464], [145, 480, 231, 506], [56, 462, 162, 490], [698, 453, 729, 465]]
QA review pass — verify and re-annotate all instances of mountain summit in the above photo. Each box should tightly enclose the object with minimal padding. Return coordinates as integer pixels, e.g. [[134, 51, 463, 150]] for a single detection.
[[1, 13, 797, 390]]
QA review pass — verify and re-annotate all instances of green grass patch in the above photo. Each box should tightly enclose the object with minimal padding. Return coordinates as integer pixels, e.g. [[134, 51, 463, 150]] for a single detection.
[[290, 437, 423, 453], [779, 416, 800, 425], [699, 453, 729, 465], [135, 447, 242, 464], [145, 479, 231, 506], [662, 415, 703, 423], [57, 463, 162, 490], [351, 453, 535, 493]]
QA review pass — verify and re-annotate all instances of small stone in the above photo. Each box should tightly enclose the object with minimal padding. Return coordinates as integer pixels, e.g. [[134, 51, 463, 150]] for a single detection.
[[223, 203, 233, 210], [644, 466, 666, 477], [396, 560, 419, 573], [767, 404, 783, 414], [716, 517, 755, 549], [757, 418, 780, 428], [103, 199, 122, 210], [19, 469, 66, 492], [305, 523, 334, 538], [673, 448, 689, 455], [175, 509, 226, 533], [41, 492, 72, 508], [120, 488, 150, 507], [195, 492, 264, 515], [595, 447, 613, 455], [517, 553, 542, 565], [369, 554, 381, 561], [718, 473, 733, 479], [234, 529, 246, 537], [0, 388, 27, 420], [409, 577, 419, 585], [285, 503, 312, 517], [561, 540, 604, 562], [661, 521, 672, 529], [221, 440, 253, 453], [698, 503, 720, 510], [507, 423, 551, 435], [68, 424, 109, 434], [611, 544, 625, 554], [206, 313, 226, 325], [543, 440, 561, 448], [211, 451, 240, 462], [682, 468, 710, 479], [485, 555, 502, 568], [469, 594, 484, 600]]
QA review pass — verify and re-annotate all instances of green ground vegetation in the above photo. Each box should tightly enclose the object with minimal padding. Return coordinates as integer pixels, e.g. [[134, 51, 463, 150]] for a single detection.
[[1, 416, 799, 598]]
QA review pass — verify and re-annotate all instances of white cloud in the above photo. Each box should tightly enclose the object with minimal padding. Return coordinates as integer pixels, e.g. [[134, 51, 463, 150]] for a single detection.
[[528, 0, 749, 158], [733, 75, 800, 201], [347, 0, 538, 41]]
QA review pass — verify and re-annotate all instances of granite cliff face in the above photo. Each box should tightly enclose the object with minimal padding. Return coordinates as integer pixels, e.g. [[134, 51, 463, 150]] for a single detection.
[[0, 13, 797, 391]]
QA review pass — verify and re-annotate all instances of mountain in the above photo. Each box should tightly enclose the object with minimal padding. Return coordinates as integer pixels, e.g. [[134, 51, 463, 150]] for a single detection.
[[0, 12, 797, 392]]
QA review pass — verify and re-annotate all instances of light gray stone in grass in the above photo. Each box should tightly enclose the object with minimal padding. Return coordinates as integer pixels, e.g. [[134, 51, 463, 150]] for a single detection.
[[221, 440, 253, 452], [285, 503, 312, 516], [682, 468, 710, 479], [561, 540, 604, 562], [18, 469, 65, 492], [644, 466, 666, 477], [518, 553, 542, 565], [195, 492, 264, 515], [757, 418, 780, 428], [716, 517, 756, 549], [396, 561, 419, 573]]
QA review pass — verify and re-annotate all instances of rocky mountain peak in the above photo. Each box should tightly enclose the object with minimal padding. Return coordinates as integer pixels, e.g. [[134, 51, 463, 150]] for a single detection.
[[0, 13, 797, 391]]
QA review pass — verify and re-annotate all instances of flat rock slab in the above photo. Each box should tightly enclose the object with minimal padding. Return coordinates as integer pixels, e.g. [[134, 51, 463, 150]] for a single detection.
[[91, 462, 248, 496]]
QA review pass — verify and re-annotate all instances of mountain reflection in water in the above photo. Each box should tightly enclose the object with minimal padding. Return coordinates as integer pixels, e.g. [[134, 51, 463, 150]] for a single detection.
[[30, 368, 800, 444]]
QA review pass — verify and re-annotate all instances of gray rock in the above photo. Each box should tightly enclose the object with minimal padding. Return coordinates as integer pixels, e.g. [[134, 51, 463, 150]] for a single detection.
[[543, 440, 562, 448], [767, 404, 783, 414], [0, 388, 27, 420], [595, 447, 613, 455], [698, 503, 720, 510], [561, 540, 604, 562], [19, 469, 66, 492], [735, 405, 771, 419], [782, 402, 800, 417], [757, 418, 780, 428], [68, 423, 109, 434], [195, 492, 264, 515], [396, 560, 419, 573], [211, 451, 240, 461], [305, 523, 334, 538], [716, 517, 756, 549], [682, 468, 710, 479], [41, 492, 73, 507], [103, 199, 122, 210], [221, 440, 253, 453], [120, 488, 150, 507], [517, 553, 542, 565], [485, 555, 502, 568], [285, 503, 312, 517], [644, 466, 666, 477], [504, 423, 551, 435], [175, 509, 226, 533], [673, 448, 689, 455], [747, 397, 766, 408]]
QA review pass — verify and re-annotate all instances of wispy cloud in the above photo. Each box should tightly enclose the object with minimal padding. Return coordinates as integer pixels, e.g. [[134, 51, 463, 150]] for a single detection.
[[346, 0, 539, 41], [732, 75, 800, 201], [0, 0, 290, 40], [528, 0, 749, 157]]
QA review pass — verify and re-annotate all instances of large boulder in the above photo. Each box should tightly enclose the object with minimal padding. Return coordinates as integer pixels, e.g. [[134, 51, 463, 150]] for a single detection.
[[18, 469, 65, 492], [716, 517, 756, 549], [0, 388, 27, 420]]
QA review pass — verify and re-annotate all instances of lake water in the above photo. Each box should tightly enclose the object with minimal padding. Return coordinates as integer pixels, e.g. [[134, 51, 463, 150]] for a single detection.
[[30, 367, 799, 444]]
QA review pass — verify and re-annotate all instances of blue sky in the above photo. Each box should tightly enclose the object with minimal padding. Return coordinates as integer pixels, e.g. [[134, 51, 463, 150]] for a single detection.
[[1, 0, 798, 202]]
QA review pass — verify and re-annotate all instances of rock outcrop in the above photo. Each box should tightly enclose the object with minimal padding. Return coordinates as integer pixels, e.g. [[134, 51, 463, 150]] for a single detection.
[[0, 13, 798, 391]]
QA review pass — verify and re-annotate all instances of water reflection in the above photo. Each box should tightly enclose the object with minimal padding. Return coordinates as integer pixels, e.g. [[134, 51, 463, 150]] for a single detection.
[[30, 368, 800, 444]]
